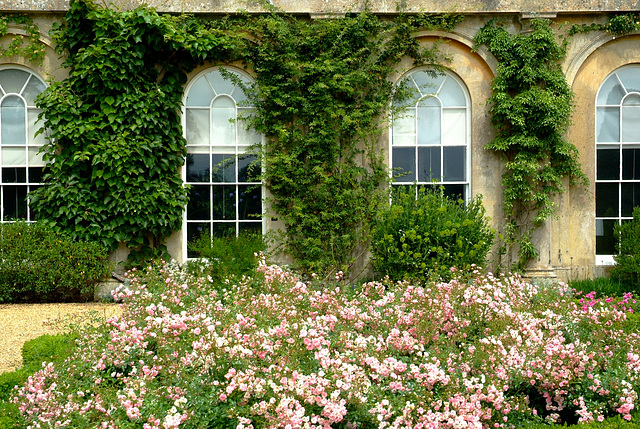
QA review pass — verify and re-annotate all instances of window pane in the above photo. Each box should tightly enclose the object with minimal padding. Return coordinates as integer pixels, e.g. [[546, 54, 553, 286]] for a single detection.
[[28, 147, 44, 166], [212, 222, 235, 237], [418, 146, 440, 182], [238, 154, 259, 182], [392, 109, 416, 146], [442, 184, 465, 201], [186, 153, 210, 183], [1, 95, 26, 146], [621, 182, 640, 217], [442, 108, 466, 145], [617, 68, 640, 93], [187, 185, 210, 220], [211, 97, 235, 146], [622, 148, 640, 180], [596, 182, 619, 217], [3, 185, 27, 220], [443, 146, 466, 182], [23, 77, 46, 106], [439, 77, 466, 107], [412, 71, 443, 97], [206, 70, 235, 96], [0, 69, 28, 95], [596, 107, 620, 143], [597, 75, 625, 106], [2, 147, 26, 166], [238, 185, 261, 220], [187, 222, 209, 258], [28, 109, 45, 146], [392, 147, 415, 182], [2, 167, 26, 183], [595, 219, 617, 254], [185, 76, 215, 107], [212, 154, 236, 183], [622, 103, 640, 143], [213, 185, 236, 220], [28, 166, 44, 183], [597, 147, 620, 180], [239, 222, 262, 234], [186, 109, 209, 146], [237, 108, 261, 146], [417, 98, 440, 146]]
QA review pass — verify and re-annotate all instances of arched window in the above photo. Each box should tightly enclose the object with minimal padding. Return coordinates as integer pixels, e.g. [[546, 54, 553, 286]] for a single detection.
[[391, 68, 470, 199], [183, 68, 263, 256], [596, 65, 640, 260], [0, 67, 47, 221]]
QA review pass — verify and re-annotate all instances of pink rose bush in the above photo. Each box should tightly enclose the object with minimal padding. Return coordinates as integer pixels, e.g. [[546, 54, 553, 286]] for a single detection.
[[12, 256, 640, 428]]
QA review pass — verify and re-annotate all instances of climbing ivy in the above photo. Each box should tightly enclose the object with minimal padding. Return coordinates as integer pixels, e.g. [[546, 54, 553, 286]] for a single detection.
[[474, 19, 588, 270], [30, 0, 461, 272], [569, 13, 640, 36], [31, 0, 244, 266], [0, 14, 45, 63], [240, 11, 460, 275]]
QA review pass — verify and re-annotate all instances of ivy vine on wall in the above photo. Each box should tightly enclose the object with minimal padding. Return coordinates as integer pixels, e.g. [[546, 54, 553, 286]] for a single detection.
[[474, 19, 588, 270], [29, 0, 462, 272], [0, 14, 45, 63]]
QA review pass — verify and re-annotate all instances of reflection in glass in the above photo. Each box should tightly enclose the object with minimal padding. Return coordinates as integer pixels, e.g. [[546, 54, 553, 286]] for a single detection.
[[392, 147, 415, 182]]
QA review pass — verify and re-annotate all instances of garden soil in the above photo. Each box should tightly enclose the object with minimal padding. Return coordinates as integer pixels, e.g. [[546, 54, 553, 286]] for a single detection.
[[0, 303, 122, 374]]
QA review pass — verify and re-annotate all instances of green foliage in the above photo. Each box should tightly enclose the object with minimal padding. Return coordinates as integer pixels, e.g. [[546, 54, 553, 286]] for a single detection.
[[241, 10, 459, 276], [611, 207, 640, 292], [0, 14, 45, 63], [30, 0, 462, 274], [29, 0, 240, 267], [570, 13, 640, 36], [474, 19, 588, 270], [370, 186, 494, 281], [0, 221, 112, 303], [187, 232, 264, 284], [569, 276, 633, 298]]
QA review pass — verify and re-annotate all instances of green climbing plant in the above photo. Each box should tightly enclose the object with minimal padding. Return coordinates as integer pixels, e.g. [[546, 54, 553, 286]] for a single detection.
[[0, 14, 45, 63], [30, 0, 245, 266], [474, 18, 588, 270], [30, 0, 462, 273]]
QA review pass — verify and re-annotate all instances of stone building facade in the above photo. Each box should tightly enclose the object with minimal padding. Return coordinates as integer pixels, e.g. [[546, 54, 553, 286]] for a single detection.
[[0, 0, 639, 280]]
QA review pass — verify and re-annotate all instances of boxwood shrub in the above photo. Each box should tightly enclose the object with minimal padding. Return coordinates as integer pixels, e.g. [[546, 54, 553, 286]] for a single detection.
[[371, 185, 494, 281], [0, 221, 112, 303]]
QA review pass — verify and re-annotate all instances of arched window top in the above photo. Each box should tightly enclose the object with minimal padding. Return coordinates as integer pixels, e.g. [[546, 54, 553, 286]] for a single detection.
[[186, 68, 252, 108], [394, 68, 467, 109], [597, 65, 640, 106], [0, 68, 46, 106]]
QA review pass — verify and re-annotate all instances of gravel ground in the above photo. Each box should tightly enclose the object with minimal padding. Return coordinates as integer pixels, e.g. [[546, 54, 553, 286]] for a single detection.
[[0, 302, 122, 374]]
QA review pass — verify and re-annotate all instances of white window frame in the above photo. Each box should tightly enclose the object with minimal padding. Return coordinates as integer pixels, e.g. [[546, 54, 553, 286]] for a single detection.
[[390, 67, 471, 200], [181, 67, 265, 259], [0, 65, 47, 222], [595, 65, 640, 264]]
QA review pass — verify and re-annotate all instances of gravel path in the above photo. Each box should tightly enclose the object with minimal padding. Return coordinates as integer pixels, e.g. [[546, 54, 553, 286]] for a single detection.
[[0, 302, 122, 374]]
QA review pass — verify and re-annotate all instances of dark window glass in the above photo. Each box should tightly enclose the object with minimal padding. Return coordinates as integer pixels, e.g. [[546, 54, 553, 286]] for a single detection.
[[186, 154, 210, 183], [596, 182, 619, 217], [417, 147, 440, 182], [621, 182, 640, 217], [3, 185, 27, 220], [392, 147, 415, 182], [596, 219, 617, 254], [2, 167, 26, 183], [443, 146, 465, 182], [187, 185, 210, 220], [212, 185, 236, 220], [597, 148, 620, 180], [622, 148, 640, 180]]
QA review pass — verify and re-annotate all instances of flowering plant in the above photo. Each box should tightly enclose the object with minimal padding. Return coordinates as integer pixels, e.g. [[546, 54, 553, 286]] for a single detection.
[[12, 257, 640, 428]]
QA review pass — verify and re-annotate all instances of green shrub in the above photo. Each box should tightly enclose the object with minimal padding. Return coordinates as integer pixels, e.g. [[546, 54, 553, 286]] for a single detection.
[[611, 207, 640, 293], [370, 186, 494, 281], [0, 221, 112, 303], [569, 276, 631, 298], [187, 232, 265, 284]]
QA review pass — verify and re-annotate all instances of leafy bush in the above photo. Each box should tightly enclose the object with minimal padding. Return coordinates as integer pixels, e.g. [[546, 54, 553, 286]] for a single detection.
[[187, 232, 264, 284], [0, 221, 112, 303], [569, 276, 632, 298], [371, 186, 494, 281], [11, 259, 640, 427], [611, 207, 640, 293]]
